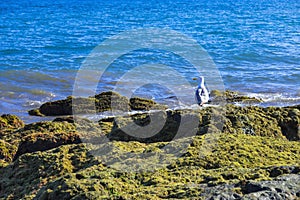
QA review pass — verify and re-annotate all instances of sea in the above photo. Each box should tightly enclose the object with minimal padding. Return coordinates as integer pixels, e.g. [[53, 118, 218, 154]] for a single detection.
[[0, 0, 299, 123]]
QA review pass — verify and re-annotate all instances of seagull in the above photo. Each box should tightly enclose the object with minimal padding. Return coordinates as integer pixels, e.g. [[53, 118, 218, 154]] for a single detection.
[[194, 76, 210, 106]]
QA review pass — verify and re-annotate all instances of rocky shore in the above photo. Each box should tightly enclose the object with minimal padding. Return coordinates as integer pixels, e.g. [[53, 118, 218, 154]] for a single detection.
[[0, 91, 299, 199]]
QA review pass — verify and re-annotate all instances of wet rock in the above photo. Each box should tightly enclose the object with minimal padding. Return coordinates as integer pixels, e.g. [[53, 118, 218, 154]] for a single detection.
[[28, 109, 44, 116], [28, 94, 118, 117], [94, 91, 129, 112], [210, 90, 263, 104], [29, 96, 97, 116], [29, 91, 167, 116], [52, 116, 75, 123], [129, 97, 167, 111]]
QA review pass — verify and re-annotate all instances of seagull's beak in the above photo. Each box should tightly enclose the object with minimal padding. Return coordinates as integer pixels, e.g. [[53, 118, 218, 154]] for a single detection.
[[192, 78, 197, 80]]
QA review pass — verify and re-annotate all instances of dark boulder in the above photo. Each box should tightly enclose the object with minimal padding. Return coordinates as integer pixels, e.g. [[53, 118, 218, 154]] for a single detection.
[[29, 91, 167, 116]]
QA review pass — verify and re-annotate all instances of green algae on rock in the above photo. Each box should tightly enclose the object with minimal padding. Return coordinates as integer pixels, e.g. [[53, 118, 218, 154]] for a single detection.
[[12, 118, 108, 161], [2, 103, 300, 168], [223, 105, 284, 138], [0, 133, 299, 199], [2, 100, 300, 199], [28, 96, 97, 116], [265, 106, 300, 141], [0, 114, 24, 130], [210, 90, 263, 104], [94, 91, 130, 112], [0, 144, 99, 199], [0, 140, 16, 167], [13, 130, 81, 161], [129, 97, 168, 111], [99, 104, 299, 142], [28, 91, 167, 116]]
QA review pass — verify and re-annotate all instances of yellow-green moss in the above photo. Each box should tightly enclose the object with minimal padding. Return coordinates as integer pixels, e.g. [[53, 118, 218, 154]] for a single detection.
[[210, 90, 263, 104], [1, 101, 300, 199], [1, 132, 299, 199], [0, 114, 24, 130]]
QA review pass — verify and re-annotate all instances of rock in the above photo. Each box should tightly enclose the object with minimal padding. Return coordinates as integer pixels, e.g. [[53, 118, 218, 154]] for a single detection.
[[52, 116, 75, 123], [94, 91, 129, 112], [0, 132, 299, 199], [240, 182, 270, 194], [28, 109, 44, 116], [29, 96, 97, 116], [210, 90, 263, 104], [268, 166, 300, 177], [107, 109, 200, 143], [29, 91, 167, 116], [0, 144, 98, 199], [2, 98, 300, 199], [28, 95, 111, 116], [199, 174, 300, 200], [98, 104, 300, 142], [13, 130, 81, 161], [13, 121, 80, 160], [0, 114, 24, 130], [129, 97, 167, 111], [223, 105, 285, 138], [242, 174, 300, 199], [11, 117, 110, 160], [0, 140, 16, 165], [264, 106, 300, 141]]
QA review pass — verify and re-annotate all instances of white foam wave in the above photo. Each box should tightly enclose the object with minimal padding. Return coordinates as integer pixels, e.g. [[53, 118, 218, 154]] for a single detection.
[[246, 92, 300, 107]]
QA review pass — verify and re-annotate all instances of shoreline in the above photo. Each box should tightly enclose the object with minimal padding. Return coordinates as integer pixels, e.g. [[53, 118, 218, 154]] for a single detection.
[[3, 88, 300, 125], [0, 90, 299, 199]]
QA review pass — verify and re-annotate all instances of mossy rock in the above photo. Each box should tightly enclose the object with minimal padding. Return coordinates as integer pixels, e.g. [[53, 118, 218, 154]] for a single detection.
[[0, 139, 16, 163], [129, 97, 167, 111], [21, 120, 76, 134], [28, 96, 99, 116], [28, 109, 44, 117], [28, 91, 167, 116], [94, 91, 130, 112], [0, 114, 24, 130], [265, 107, 300, 141], [210, 90, 263, 104], [13, 131, 81, 161], [223, 105, 284, 138], [2, 102, 300, 199], [0, 144, 98, 199], [99, 104, 300, 142], [12, 118, 109, 160], [107, 110, 200, 143], [0, 133, 300, 199], [12, 121, 78, 160]]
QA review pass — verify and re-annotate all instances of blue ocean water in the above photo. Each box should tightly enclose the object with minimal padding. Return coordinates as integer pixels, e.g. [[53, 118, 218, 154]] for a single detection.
[[0, 0, 299, 122]]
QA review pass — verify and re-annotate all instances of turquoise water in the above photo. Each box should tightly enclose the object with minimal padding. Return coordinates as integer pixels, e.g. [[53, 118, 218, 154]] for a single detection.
[[0, 0, 299, 121]]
